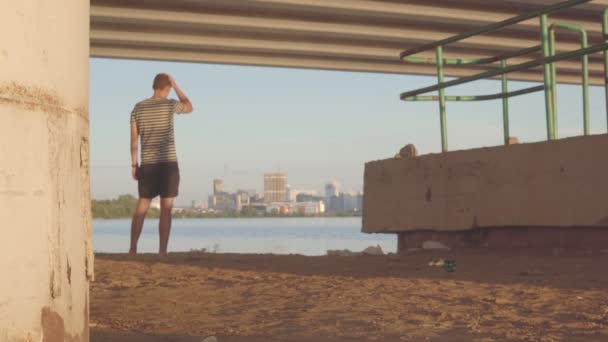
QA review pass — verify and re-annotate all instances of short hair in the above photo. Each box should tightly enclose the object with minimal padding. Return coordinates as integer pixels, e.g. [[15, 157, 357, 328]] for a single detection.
[[152, 73, 171, 90]]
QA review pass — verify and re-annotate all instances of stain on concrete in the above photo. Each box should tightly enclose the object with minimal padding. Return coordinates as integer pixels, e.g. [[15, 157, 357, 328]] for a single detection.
[[79, 137, 89, 169], [0, 82, 69, 116], [425, 186, 432, 202], [0, 82, 88, 122], [49, 270, 58, 299], [85, 252, 94, 282], [74, 106, 89, 123], [41, 307, 64, 342], [79, 135, 95, 281], [67, 258, 71, 285], [46, 106, 69, 301], [41, 307, 87, 342]]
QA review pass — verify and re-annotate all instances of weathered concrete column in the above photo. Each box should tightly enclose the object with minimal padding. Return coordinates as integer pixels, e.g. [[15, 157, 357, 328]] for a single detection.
[[0, 1, 93, 341]]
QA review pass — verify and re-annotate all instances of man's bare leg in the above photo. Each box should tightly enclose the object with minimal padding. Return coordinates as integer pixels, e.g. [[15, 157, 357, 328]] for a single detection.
[[130, 198, 151, 255], [159, 197, 174, 255]]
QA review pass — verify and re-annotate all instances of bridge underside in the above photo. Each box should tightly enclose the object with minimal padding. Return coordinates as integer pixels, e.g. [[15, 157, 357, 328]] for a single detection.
[[91, 0, 608, 84]]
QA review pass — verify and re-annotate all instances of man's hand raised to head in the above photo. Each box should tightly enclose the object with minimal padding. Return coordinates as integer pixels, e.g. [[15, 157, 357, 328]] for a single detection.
[[166, 74, 177, 88], [165, 73, 193, 113]]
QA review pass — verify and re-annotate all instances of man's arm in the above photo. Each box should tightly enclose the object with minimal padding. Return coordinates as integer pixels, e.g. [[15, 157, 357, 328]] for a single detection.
[[130, 121, 139, 180], [169, 75, 193, 113]]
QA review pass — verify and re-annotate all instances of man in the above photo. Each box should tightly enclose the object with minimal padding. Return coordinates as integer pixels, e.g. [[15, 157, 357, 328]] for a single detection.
[[129, 73, 193, 255]]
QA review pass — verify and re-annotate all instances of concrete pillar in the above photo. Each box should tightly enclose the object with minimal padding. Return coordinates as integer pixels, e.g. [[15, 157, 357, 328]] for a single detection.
[[0, 1, 93, 341]]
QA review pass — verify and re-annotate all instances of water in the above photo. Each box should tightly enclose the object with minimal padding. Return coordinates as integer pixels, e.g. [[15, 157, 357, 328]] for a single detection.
[[93, 217, 396, 256]]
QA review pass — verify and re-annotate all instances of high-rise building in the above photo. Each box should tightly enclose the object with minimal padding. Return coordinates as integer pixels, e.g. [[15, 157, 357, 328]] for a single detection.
[[285, 185, 292, 203], [213, 179, 223, 195], [290, 189, 318, 202], [209, 179, 238, 211], [296, 192, 324, 203], [340, 192, 358, 212], [325, 181, 339, 199], [356, 192, 364, 212], [325, 191, 364, 213], [264, 173, 288, 203]]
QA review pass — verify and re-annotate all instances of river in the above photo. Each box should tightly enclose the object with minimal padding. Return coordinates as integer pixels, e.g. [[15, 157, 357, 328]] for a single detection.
[[93, 217, 396, 256]]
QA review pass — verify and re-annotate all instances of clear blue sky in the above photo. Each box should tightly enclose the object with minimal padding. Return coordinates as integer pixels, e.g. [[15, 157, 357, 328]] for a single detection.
[[90, 58, 607, 206]]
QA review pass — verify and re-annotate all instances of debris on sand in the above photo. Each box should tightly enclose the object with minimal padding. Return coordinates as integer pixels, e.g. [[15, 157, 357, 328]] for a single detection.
[[394, 144, 418, 159], [362, 245, 384, 256], [428, 258, 456, 272], [507, 136, 519, 145], [327, 249, 360, 257], [422, 240, 450, 250], [327, 245, 385, 257], [201, 337, 218, 342]]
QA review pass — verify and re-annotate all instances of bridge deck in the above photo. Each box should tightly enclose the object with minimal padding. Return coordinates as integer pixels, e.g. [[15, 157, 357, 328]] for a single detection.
[[91, 0, 608, 84]]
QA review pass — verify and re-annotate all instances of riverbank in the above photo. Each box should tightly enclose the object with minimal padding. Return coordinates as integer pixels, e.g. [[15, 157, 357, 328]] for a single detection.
[[91, 250, 608, 341]]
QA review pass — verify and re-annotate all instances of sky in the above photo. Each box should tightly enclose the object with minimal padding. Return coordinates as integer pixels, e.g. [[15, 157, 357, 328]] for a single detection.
[[90, 58, 607, 206]]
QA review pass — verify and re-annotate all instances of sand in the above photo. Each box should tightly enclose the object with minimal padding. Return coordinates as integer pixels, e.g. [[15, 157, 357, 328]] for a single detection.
[[91, 250, 608, 341]]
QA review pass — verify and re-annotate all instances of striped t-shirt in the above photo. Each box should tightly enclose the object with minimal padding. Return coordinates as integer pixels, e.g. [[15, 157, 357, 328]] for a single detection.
[[130, 97, 185, 165]]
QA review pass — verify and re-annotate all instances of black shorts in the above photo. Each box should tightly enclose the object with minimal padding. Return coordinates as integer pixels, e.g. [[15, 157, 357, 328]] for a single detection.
[[137, 162, 180, 198]]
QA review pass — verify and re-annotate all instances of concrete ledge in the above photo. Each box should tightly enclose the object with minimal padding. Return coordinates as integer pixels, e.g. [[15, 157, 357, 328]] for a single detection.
[[363, 134, 608, 233], [397, 227, 608, 253]]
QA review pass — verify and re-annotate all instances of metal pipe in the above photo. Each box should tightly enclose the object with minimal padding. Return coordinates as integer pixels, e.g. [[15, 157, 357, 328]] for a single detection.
[[436, 46, 448, 152], [549, 22, 590, 136], [541, 14, 556, 140], [399, 0, 591, 59], [549, 28, 558, 136], [402, 45, 541, 65], [603, 9, 608, 131], [501, 60, 510, 145], [402, 85, 544, 102], [399, 42, 608, 100]]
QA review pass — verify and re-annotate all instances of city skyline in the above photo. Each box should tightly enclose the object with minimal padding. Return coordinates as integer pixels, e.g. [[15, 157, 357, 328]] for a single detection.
[[204, 173, 361, 209], [203, 173, 361, 215], [91, 173, 362, 206]]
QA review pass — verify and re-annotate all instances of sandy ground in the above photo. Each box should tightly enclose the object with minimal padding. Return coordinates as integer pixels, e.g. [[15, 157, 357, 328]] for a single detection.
[[91, 250, 608, 341]]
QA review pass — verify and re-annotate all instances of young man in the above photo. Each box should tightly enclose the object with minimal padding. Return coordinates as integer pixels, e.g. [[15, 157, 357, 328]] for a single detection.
[[129, 73, 193, 255]]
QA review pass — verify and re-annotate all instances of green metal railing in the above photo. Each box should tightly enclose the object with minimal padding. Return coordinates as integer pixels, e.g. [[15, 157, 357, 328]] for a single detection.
[[603, 8, 608, 127], [399, 0, 606, 152], [548, 22, 590, 136]]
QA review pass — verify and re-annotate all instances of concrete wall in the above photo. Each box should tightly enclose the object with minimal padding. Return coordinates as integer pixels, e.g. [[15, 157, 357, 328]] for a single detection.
[[0, 1, 93, 341], [363, 134, 608, 233]]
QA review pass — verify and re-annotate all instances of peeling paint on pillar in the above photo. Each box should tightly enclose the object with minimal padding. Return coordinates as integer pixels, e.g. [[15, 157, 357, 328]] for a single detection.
[[0, 1, 91, 341]]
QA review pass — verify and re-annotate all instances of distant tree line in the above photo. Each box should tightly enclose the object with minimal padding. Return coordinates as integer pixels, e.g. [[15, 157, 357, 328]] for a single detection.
[[92, 194, 160, 219]]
